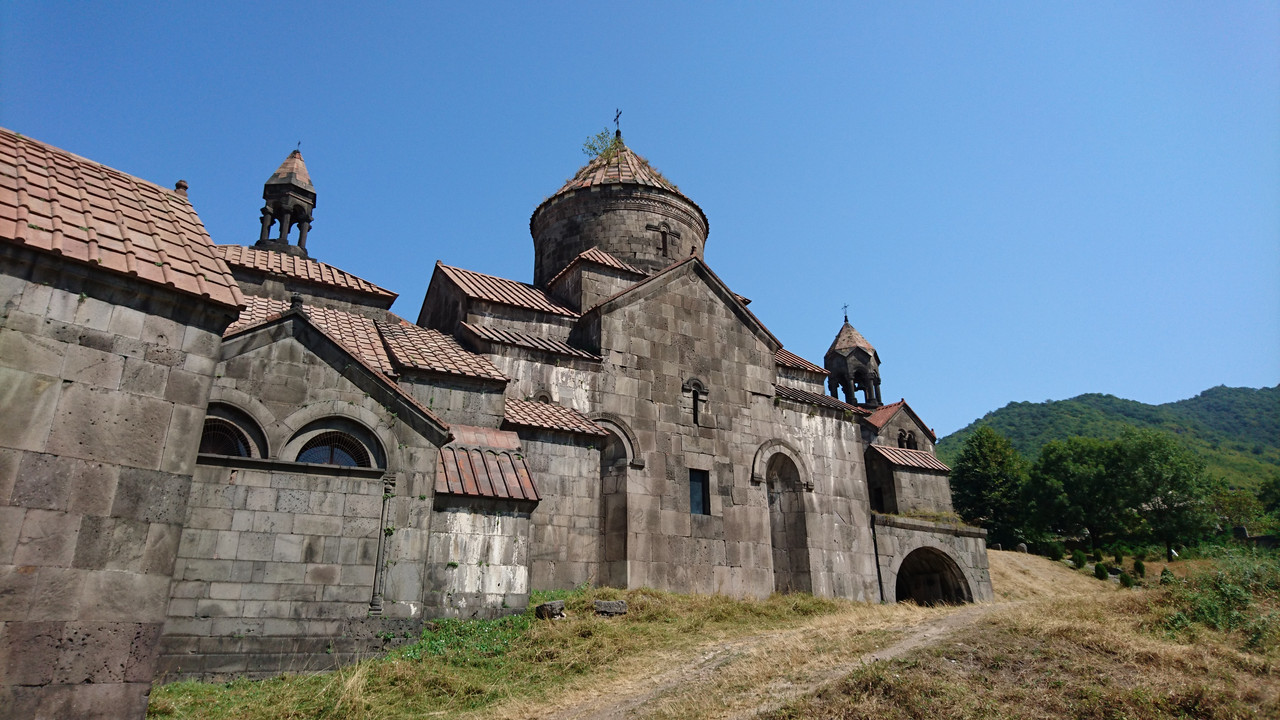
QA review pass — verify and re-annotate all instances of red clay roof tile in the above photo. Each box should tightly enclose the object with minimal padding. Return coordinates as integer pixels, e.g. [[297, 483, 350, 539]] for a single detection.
[[216, 244, 396, 300], [378, 319, 507, 381], [864, 401, 906, 429], [773, 383, 869, 415], [504, 398, 606, 436], [438, 262, 577, 316], [461, 322, 600, 361], [776, 348, 827, 375], [868, 444, 950, 472], [0, 127, 243, 309], [435, 445, 540, 501], [546, 246, 646, 287], [226, 295, 397, 375]]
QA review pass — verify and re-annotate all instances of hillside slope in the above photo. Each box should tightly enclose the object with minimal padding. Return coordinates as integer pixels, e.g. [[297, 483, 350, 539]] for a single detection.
[[937, 384, 1280, 488]]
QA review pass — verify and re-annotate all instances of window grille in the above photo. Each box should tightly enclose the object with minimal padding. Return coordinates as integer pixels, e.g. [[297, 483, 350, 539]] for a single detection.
[[199, 418, 253, 457], [297, 431, 372, 467]]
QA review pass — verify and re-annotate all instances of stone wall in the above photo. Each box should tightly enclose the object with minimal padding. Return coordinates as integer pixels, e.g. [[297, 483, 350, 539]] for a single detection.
[[157, 322, 443, 680], [423, 497, 532, 619], [871, 514, 993, 604], [531, 184, 708, 286], [0, 248, 231, 718], [517, 431, 601, 591]]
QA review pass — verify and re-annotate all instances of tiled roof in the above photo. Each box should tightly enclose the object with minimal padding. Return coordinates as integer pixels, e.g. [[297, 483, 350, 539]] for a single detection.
[[776, 348, 827, 375], [216, 245, 396, 300], [435, 445, 540, 501], [504, 398, 607, 436], [773, 384, 869, 416], [864, 401, 906, 429], [533, 138, 708, 234], [547, 246, 646, 287], [462, 322, 600, 361], [0, 128, 243, 309], [437, 262, 578, 316], [230, 296, 400, 375], [266, 149, 313, 191], [868, 444, 950, 473], [828, 321, 876, 356], [378, 319, 507, 381]]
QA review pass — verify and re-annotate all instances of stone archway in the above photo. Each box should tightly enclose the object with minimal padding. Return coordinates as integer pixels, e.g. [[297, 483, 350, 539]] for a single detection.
[[766, 453, 811, 594], [598, 429, 629, 588], [894, 547, 972, 605]]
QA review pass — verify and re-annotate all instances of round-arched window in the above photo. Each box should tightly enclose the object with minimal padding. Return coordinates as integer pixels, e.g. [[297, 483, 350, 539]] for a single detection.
[[200, 418, 253, 457], [297, 431, 372, 467]]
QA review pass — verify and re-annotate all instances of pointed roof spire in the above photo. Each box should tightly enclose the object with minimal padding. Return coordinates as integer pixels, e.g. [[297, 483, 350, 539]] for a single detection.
[[828, 320, 876, 356], [266, 149, 313, 192]]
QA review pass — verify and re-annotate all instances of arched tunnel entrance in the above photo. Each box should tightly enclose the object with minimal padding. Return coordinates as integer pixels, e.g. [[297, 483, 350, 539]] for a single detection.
[[894, 547, 972, 605]]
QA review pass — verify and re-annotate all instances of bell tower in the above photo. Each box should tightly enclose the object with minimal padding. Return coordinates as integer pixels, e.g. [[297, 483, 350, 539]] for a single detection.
[[824, 316, 882, 407], [255, 149, 316, 257]]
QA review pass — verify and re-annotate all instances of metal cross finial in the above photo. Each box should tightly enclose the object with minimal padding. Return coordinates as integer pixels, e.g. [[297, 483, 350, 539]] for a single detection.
[[296, 141, 301, 150], [614, 109, 622, 133], [843, 304, 849, 323]]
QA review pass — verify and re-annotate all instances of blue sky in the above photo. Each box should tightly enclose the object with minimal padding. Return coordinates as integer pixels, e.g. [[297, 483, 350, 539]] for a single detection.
[[3, 2, 1276, 436]]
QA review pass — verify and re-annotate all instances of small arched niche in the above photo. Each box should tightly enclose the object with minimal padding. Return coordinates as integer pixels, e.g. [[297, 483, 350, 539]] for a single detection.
[[894, 547, 972, 606]]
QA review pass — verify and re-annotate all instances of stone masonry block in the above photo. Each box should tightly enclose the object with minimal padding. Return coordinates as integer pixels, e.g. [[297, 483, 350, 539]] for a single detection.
[[14, 508, 81, 567], [0, 366, 62, 452]]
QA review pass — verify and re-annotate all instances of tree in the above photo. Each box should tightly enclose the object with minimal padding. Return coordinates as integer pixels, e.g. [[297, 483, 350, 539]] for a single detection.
[[1115, 427, 1214, 561], [950, 426, 1030, 547], [1030, 436, 1135, 548]]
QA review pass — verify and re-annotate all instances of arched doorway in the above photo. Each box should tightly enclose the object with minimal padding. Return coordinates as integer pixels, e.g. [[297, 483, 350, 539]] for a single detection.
[[599, 430, 629, 587], [766, 453, 811, 594], [894, 547, 971, 605]]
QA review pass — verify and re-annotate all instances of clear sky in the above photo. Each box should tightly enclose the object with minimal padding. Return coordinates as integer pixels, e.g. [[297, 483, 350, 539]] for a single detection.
[[3, 2, 1277, 436]]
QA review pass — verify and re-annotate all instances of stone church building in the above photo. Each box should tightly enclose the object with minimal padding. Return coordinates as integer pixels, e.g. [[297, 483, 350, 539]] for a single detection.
[[0, 127, 990, 718]]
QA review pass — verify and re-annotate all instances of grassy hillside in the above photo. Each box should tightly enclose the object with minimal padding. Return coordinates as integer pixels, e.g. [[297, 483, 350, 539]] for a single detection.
[[937, 385, 1280, 489]]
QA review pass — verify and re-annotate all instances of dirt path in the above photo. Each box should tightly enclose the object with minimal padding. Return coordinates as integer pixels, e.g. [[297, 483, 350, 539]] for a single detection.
[[480, 552, 1087, 720]]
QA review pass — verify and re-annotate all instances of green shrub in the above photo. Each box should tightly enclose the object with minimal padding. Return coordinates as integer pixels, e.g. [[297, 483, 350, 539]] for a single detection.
[[1113, 549, 1124, 565], [1159, 548, 1280, 650], [1071, 549, 1087, 569], [1160, 567, 1176, 585], [1091, 549, 1103, 563], [1133, 558, 1146, 578], [1094, 562, 1110, 581], [1046, 543, 1065, 562], [1119, 571, 1134, 588]]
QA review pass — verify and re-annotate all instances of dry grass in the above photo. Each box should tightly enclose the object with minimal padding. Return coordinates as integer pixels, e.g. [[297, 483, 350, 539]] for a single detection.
[[151, 551, 1280, 719]]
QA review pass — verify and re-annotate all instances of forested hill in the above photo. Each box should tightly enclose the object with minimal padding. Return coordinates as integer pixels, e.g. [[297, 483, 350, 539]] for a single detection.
[[936, 385, 1280, 488]]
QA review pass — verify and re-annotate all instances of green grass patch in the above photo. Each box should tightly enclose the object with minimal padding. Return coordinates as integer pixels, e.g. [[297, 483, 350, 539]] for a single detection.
[[149, 585, 847, 719], [1156, 547, 1280, 651]]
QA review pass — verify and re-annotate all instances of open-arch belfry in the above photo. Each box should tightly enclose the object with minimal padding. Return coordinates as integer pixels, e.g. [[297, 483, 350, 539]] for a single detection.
[[0, 128, 991, 716]]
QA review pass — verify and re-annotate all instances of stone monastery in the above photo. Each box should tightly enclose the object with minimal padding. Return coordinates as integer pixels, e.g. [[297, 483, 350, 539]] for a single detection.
[[0, 127, 991, 718]]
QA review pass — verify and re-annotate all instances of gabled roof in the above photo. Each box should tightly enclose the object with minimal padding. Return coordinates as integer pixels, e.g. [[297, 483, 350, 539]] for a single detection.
[[863, 399, 937, 442], [227, 295, 506, 384], [581, 256, 781, 351], [0, 127, 244, 309], [266, 149, 313, 192], [216, 245, 396, 300], [379, 319, 507, 381], [221, 296, 449, 441], [776, 348, 827, 376], [827, 321, 877, 358], [773, 384, 869, 416], [504, 398, 607, 436], [868, 444, 950, 473], [435, 262, 578, 317], [546, 246, 646, 288], [435, 445, 540, 501], [461, 322, 600, 361]]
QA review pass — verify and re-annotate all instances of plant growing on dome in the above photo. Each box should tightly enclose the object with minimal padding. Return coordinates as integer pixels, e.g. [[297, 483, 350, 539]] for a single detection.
[[582, 128, 622, 161]]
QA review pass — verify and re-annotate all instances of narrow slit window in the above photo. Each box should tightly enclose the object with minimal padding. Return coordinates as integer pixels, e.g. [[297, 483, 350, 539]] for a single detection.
[[689, 469, 710, 516]]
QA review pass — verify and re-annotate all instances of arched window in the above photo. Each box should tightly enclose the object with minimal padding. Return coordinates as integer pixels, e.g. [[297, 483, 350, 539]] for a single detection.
[[906, 431, 918, 450], [200, 418, 253, 457], [683, 378, 707, 426], [297, 431, 372, 467], [198, 403, 266, 458], [897, 430, 908, 449], [286, 417, 385, 469]]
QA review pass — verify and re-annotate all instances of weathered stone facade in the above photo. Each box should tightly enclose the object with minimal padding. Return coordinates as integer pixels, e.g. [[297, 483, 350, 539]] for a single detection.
[[0, 128, 990, 718]]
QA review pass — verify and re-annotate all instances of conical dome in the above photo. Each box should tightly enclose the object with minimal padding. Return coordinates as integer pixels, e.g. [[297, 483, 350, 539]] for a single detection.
[[266, 149, 314, 192], [530, 134, 709, 287], [828, 321, 876, 356]]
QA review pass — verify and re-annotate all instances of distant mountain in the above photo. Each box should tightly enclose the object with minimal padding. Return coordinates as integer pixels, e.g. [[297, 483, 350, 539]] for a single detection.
[[936, 385, 1280, 489]]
